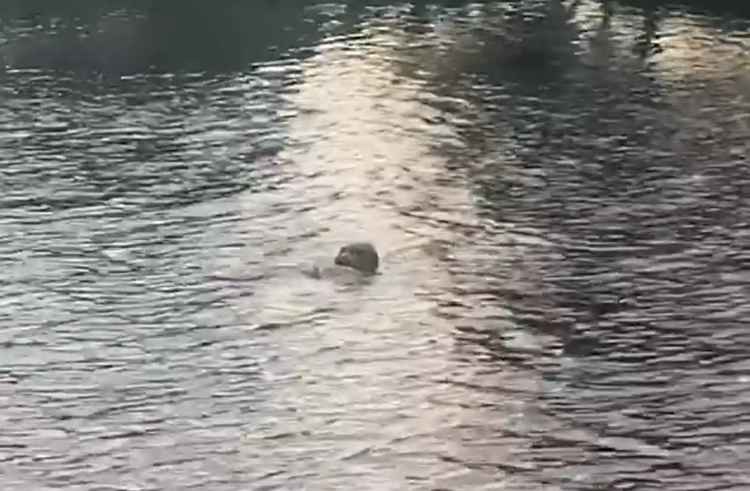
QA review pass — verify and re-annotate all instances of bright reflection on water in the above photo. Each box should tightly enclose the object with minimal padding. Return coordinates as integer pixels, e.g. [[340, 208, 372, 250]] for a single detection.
[[1, 1, 750, 489]]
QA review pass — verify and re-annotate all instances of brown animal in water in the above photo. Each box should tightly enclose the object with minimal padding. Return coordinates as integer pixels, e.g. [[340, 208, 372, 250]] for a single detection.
[[306, 242, 380, 280], [334, 242, 379, 275]]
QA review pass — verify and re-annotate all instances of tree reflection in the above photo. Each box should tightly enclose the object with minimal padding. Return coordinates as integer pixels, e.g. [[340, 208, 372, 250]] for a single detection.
[[0, 0, 321, 74]]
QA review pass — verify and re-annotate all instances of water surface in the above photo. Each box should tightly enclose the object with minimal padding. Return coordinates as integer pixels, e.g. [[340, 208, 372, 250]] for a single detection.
[[1, 1, 750, 489]]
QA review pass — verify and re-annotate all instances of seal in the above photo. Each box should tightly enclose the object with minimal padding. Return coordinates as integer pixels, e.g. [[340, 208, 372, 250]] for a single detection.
[[334, 242, 379, 275], [305, 242, 380, 280]]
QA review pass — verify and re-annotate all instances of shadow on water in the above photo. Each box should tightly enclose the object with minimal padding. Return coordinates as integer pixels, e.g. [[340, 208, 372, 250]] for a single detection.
[[0, 0, 326, 74], [617, 0, 750, 17]]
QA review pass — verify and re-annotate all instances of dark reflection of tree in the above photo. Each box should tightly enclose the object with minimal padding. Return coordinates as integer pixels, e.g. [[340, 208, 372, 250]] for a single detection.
[[401, 0, 749, 344], [633, 5, 664, 57], [0, 0, 322, 74], [386, 1, 750, 485], [617, 0, 750, 18], [0, 1, 330, 215]]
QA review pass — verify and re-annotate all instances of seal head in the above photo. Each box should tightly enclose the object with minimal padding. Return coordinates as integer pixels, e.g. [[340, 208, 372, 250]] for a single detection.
[[334, 242, 379, 275]]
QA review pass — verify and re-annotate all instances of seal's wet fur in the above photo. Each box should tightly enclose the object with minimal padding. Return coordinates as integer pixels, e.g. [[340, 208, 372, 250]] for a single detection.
[[334, 242, 379, 275]]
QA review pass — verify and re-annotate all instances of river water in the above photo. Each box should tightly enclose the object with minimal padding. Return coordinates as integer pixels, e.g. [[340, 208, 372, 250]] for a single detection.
[[1, 1, 749, 489]]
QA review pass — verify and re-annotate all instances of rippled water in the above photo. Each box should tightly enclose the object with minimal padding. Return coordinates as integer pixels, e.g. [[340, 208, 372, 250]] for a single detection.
[[2, 1, 750, 489]]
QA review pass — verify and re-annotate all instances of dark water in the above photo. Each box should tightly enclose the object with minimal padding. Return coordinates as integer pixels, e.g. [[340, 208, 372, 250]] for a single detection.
[[2, 1, 750, 489]]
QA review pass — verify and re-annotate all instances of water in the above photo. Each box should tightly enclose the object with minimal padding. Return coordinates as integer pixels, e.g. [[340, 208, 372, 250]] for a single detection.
[[1, 1, 750, 489]]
